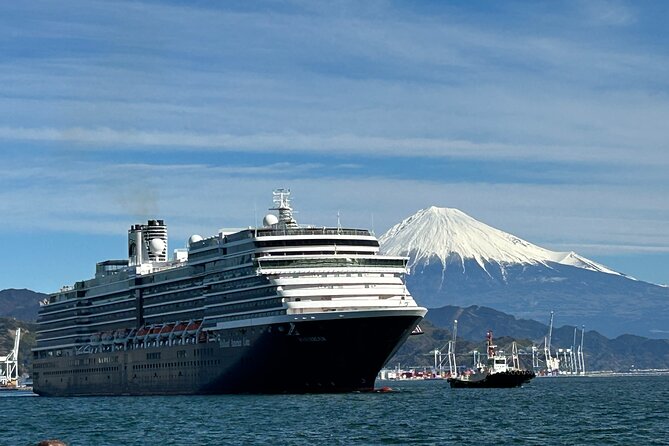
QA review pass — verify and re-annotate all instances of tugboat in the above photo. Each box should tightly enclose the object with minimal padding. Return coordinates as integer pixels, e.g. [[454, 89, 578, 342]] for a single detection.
[[447, 330, 535, 388]]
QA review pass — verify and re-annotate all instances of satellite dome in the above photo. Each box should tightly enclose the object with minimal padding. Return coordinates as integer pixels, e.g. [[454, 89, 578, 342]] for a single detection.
[[263, 214, 279, 227], [149, 238, 165, 255], [188, 234, 203, 245]]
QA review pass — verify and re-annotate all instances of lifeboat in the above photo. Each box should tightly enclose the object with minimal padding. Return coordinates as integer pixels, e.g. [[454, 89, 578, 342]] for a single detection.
[[173, 323, 188, 333], [186, 321, 202, 332], [159, 324, 175, 336], [135, 327, 150, 338]]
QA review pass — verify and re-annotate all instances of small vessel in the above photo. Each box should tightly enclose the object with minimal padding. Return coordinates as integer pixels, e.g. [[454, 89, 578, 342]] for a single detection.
[[447, 330, 535, 388]]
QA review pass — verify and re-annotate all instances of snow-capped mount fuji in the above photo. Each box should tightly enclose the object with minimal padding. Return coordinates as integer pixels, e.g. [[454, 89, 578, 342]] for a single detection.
[[380, 207, 624, 278], [380, 207, 668, 339]]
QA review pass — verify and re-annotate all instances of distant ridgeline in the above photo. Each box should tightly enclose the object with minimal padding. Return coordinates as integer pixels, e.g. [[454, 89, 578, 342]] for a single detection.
[[389, 305, 669, 372], [0, 288, 47, 321]]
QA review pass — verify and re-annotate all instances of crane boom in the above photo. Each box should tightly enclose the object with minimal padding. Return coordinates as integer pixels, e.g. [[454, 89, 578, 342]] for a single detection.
[[1, 328, 21, 386]]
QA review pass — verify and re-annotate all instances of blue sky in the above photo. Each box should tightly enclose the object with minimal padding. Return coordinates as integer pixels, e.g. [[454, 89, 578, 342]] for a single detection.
[[1, 0, 668, 292]]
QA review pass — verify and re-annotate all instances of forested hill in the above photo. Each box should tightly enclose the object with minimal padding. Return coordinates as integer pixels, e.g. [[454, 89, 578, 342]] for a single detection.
[[0, 317, 37, 375], [0, 288, 47, 321], [389, 305, 669, 372]]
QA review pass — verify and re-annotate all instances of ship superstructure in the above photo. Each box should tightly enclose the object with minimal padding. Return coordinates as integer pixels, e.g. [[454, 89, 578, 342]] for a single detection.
[[32, 189, 426, 396]]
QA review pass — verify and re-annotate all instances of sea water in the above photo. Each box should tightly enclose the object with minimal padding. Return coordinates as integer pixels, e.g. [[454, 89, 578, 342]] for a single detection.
[[3, 375, 668, 446]]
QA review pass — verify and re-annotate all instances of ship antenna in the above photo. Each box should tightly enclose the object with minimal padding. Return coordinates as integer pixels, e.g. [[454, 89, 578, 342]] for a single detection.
[[270, 188, 298, 228], [487, 330, 495, 358]]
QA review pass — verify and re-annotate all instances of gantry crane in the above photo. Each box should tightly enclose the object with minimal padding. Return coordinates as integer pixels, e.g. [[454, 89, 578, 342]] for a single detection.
[[0, 328, 21, 386]]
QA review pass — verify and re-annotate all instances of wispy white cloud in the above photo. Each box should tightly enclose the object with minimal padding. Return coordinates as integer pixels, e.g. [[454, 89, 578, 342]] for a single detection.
[[1, 160, 667, 253], [1, 126, 667, 167], [2, 1, 668, 170], [551, 243, 669, 255], [1, 0, 668, 287], [578, 0, 636, 26]]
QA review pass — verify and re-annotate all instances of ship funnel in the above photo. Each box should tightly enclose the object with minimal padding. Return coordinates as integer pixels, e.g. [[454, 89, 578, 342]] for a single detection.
[[128, 219, 168, 265]]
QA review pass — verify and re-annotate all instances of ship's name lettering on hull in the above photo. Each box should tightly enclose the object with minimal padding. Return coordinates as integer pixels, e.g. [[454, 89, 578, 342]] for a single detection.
[[298, 336, 327, 342], [219, 338, 251, 348]]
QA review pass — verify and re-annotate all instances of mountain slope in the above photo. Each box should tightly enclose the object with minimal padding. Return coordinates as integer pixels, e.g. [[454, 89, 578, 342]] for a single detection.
[[380, 207, 668, 339], [0, 288, 47, 321], [381, 207, 625, 277]]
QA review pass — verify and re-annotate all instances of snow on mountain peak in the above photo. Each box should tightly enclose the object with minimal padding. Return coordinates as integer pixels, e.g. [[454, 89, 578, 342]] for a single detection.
[[379, 206, 626, 277], [555, 251, 629, 278]]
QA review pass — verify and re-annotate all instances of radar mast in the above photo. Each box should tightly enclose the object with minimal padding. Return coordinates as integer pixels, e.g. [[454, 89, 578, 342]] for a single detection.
[[271, 188, 299, 228]]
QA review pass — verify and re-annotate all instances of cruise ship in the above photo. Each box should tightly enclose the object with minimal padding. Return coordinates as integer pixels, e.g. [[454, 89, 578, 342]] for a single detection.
[[32, 190, 427, 396]]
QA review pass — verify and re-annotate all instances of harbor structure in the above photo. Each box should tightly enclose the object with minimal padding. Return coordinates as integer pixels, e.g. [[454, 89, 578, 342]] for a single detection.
[[0, 328, 21, 387]]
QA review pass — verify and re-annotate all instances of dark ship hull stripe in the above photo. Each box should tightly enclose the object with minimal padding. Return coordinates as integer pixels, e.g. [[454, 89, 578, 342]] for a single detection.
[[34, 314, 422, 396]]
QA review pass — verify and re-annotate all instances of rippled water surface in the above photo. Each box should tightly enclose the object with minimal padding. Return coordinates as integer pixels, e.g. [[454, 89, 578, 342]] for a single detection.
[[5, 375, 668, 445]]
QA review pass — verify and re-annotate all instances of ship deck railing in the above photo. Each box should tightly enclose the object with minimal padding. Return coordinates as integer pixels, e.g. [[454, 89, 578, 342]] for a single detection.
[[254, 227, 372, 238]]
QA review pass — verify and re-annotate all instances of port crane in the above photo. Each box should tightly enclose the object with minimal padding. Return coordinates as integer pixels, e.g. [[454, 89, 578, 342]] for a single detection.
[[426, 319, 458, 377], [446, 320, 458, 377], [577, 325, 586, 374], [531, 311, 560, 374], [531, 312, 586, 376], [543, 311, 560, 374], [0, 328, 21, 386]]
